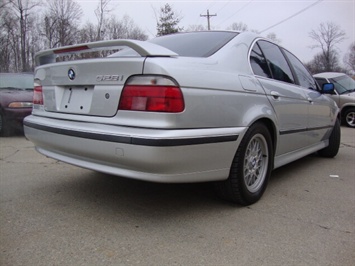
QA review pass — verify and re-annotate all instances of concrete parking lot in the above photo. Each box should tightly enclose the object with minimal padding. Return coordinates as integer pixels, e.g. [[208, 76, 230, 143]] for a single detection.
[[0, 127, 354, 266]]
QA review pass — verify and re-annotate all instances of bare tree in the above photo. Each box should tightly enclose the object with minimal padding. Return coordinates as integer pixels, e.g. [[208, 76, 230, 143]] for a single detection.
[[43, 0, 82, 48], [227, 22, 248, 32], [343, 42, 355, 74], [0, 6, 19, 72], [309, 21, 346, 72], [105, 15, 148, 41], [79, 22, 97, 43], [0, 0, 10, 9], [95, 0, 113, 41], [0, 0, 154, 71], [305, 51, 346, 74], [28, 15, 43, 68], [266, 32, 281, 44], [185, 24, 206, 32], [75, 15, 147, 59], [8, 0, 41, 71]]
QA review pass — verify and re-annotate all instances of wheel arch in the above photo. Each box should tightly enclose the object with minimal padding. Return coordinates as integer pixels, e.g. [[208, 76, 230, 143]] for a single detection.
[[340, 105, 355, 127], [341, 104, 355, 117], [215, 117, 276, 205], [250, 118, 277, 161]]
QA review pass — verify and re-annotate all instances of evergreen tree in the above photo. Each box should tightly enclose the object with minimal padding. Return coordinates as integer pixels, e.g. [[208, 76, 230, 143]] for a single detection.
[[156, 3, 182, 36]]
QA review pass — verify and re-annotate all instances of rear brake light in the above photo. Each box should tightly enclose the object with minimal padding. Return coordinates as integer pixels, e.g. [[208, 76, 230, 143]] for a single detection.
[[119, 76, 184, 113], [33, 80, 43, 105], [54, 45, 90, 54]]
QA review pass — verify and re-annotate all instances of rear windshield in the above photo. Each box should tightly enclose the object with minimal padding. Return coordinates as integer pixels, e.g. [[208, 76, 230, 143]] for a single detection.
[[149, 31, 238, 57]]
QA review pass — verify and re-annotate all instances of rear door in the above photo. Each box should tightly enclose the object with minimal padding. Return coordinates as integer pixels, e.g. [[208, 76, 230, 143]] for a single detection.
[[282, 49, 336, 145], [250, 40, 309, 156]]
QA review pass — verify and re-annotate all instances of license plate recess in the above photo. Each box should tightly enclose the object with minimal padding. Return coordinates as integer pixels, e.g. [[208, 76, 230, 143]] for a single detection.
[[60, 86, 94, 114]]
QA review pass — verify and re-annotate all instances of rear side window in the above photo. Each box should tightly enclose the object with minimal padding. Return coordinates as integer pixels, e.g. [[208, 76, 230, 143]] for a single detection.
[[257, 41, 295, 84], [283, 49, 317, 89], [250, 43, 272, 78], [149, 31, 238, 57]]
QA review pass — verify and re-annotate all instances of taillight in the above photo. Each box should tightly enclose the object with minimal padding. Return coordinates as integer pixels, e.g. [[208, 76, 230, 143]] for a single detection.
[[33, 80, 43, 105], [119, 76, 184, 113]]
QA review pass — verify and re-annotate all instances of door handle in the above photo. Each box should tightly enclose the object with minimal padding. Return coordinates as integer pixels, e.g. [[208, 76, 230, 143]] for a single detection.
[[270, 91, 280, 99], [307, 97, 314, 104]]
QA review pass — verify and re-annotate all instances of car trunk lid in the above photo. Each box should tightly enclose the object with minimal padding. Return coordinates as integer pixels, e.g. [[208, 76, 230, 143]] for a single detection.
[[37, 59, 145, 117], [34, 40, 177, 117]]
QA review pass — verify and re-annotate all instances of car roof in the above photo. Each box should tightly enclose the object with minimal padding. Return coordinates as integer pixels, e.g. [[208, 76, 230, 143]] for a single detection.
[[0, 72, 33, 75], [313, 72, 347, 79], [0, 73, 33, 79]]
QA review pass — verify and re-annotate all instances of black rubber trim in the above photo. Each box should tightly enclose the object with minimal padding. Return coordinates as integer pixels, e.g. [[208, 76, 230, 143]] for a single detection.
[[279, 125, 333, 135], [24, 120, 238, 147]]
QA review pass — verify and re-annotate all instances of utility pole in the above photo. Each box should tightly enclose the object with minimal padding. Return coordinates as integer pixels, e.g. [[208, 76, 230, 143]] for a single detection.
[[200, 9, 217, 30]]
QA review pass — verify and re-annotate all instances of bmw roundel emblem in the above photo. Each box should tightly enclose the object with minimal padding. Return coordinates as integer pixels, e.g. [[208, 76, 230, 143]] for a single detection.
[[68, 68, 76, 80]]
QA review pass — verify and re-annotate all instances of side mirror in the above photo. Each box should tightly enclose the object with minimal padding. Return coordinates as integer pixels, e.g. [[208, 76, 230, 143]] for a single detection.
[[322, 83, 335, 94]]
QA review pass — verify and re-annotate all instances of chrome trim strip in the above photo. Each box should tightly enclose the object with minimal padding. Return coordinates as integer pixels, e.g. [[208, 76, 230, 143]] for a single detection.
[[279, 125, 333, 135], [24, 120, 239, 147]]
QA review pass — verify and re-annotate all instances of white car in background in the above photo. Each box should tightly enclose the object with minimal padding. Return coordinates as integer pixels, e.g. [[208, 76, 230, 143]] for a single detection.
[[314, 72, 355, 128]]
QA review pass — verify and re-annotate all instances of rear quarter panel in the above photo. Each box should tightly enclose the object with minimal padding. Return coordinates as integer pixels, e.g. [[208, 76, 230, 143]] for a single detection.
[[142, 39, 277, 130]]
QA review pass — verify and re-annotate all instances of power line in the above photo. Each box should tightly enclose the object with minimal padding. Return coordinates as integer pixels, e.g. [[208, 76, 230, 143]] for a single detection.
[[215, 0, 232, 14], [260, 0, 324, 33], [206, 1, 217, 11], [216, 0, 253, 27]]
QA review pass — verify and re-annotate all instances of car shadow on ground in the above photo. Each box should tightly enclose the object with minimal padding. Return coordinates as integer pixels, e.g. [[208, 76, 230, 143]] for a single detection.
[[2, 128, 25, 137], [56, 171, 227, 211], [32, 152, 326, 222]]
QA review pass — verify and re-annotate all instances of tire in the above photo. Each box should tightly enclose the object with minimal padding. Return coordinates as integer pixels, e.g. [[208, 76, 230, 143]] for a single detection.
[[343, 108, 355, 128], [318, 119, 340, 158], [215, 122, 273, 206], [0, 112, 11, 137]]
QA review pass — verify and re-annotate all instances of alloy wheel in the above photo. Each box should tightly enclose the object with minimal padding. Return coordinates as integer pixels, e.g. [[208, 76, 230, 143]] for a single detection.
[[243, 133, 269, 193]]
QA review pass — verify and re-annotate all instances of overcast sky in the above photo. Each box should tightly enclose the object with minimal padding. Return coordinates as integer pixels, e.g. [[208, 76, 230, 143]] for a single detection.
[[77, 0, 354, 64]]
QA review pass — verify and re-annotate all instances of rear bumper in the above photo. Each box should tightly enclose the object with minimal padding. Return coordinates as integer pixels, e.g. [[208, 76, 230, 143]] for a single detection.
[[24, 115, 246, 183]]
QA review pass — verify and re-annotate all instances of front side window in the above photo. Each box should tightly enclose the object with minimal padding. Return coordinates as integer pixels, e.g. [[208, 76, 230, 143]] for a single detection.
[[257, 40, 294, 84], [283, 49, 317, 89], [314, 78, 328, 90], [250, 43, 272, 78]]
